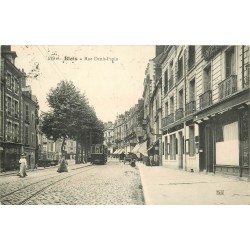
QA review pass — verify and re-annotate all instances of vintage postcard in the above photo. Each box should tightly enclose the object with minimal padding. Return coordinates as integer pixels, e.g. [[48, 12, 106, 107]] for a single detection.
[[0, 45, 249, 205]]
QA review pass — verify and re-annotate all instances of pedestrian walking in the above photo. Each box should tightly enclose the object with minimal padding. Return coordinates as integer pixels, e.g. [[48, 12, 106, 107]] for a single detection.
[[130, 158, 136, 167], [18, 153, 28, 178], [57, 155, 68, 173], [149, 154, 153, 166]]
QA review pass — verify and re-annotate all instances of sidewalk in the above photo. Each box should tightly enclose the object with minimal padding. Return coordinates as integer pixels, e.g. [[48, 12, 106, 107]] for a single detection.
[[0, 159, 78, 177], [137, 162, 250, 205]]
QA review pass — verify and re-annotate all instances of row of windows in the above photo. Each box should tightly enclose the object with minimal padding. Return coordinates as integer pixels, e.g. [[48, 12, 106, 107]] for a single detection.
[[163, 47, 237, 118], [6, 96, 19, 118], [6, 121, 19, 142], [6, 72, 20, 94], [5, 97, 35, 124], [164, 126, 196, 160]]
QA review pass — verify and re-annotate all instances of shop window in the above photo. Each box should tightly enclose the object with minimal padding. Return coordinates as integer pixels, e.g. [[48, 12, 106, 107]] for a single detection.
[[164, 137, 168, 160], [189, 126, 195, 156], [170, 134, 176, 160], [216, 123, 224, 142]]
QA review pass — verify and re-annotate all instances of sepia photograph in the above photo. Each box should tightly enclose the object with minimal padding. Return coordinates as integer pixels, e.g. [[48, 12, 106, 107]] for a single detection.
[[1, 1, 249, 250], [0, 45, 249, 205]]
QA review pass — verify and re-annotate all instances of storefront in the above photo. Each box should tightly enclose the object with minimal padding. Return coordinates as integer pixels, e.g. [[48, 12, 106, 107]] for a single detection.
[[195, 89, 249, 177], [3, 142, 22, 171]]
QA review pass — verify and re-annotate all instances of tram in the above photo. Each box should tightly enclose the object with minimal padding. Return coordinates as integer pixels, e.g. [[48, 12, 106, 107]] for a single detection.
[[90, 144, 108, 165]]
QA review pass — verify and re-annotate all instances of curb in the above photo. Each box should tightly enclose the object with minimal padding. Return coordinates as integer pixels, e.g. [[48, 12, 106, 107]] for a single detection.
[[0, 162, 91, 177], [136, 162, 150, 205]]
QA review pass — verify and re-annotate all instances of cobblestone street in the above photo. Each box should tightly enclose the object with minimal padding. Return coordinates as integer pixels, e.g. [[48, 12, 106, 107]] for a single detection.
[[0, 159, 144, 205]]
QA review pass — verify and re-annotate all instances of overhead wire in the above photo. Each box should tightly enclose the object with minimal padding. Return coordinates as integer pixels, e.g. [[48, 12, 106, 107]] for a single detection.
[[41, 45, 66, 79], [36, 46, 64, 80]]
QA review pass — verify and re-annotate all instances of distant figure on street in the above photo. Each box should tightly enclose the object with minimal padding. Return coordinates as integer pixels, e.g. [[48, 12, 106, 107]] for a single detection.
[[18, 153, 28, 178], [57, 155, 68, 173], [130, 158, 136, 167], [149, 154, 153, 166]]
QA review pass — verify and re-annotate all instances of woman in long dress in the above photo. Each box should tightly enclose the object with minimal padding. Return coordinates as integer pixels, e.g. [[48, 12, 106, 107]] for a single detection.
[[57, 156, 68, 173], [19, 154, 28, 178]]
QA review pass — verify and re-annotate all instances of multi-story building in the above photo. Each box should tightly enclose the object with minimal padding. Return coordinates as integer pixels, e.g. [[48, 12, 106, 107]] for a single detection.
[[22, 84, 38, 169], [142, 46, 166, 165], [162, 45, 196, 171], [64, 139, 76, 159], [0, 46, 24, 171], [161, 45, 249, 178], [195, 46, 249, 177], [0, 54, 5, 170], [103, 121, 115, 155], [113, 114, 125, 152], [112, 99, 145, 156], [0, 45, 40, 171], [124, 99, 145, 153]]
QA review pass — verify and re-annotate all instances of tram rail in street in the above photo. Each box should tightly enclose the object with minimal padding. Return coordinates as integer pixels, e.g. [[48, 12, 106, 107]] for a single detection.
[[0, 164, 96, 205]]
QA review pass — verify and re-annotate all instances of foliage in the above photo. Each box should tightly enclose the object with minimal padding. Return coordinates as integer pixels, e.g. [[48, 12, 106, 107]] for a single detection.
[[41, 80, 104, 154]]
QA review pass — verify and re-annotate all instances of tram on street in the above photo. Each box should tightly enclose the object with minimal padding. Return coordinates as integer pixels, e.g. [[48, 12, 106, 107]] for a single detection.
[[90, 144, 108, 165]]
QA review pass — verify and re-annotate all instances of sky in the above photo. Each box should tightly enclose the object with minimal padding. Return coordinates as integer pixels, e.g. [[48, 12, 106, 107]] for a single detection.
[[13, 45, 155, 123]]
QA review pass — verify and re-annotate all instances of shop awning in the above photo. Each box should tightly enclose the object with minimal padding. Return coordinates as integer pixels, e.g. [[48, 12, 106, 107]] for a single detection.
[[119, 149, 125, 154], [147, 140, 159, 151], [132, 144, 141, 153], [113, 149, 119, 155], [138, 141, 148, 157]]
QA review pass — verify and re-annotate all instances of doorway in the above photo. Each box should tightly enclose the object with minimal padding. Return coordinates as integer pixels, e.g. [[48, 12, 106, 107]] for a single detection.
[[178, 131, 183, 169], [205, 124, 214, 172]]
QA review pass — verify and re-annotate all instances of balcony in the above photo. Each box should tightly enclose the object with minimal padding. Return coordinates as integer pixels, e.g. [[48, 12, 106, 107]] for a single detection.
[[175, 108, 184, 120], [218, 75, 237, 100], [13, 136, 19, 142], [162, 113, 174, 127], [185, 101, 196, 116], [199, 90, 212, 110]]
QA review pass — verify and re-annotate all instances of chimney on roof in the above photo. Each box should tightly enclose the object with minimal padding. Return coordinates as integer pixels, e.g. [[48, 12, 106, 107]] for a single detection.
[[155, 45, 165, 57], [1, 45, 17, 65]]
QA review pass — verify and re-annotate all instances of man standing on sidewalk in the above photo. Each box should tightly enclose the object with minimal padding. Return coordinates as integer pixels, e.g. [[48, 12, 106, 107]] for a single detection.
[[149, 154, 153, 166]]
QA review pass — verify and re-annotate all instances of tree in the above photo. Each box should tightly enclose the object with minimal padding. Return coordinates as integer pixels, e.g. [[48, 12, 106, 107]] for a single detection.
[[41, 80, 105, 164], [41, 80, 89, 156]]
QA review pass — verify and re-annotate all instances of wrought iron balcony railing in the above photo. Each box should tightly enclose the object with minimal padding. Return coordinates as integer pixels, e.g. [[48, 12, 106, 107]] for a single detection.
[[162, 113, 174, 127], [199, 90, 212, 110], [175, 108, 184, 120], [185, 101, 196, 116], [218, 75, 237, 100]]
